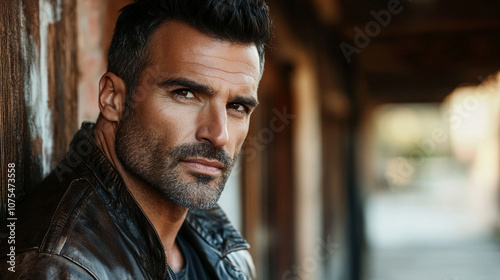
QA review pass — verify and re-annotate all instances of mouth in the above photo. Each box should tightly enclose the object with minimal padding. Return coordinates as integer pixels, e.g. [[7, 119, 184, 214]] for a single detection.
[[179, 158, 224, 177]]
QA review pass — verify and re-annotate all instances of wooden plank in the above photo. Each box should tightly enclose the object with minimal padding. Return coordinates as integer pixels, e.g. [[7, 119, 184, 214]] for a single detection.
[[0, 0, 77, 222], [1, 0, 30, 222]]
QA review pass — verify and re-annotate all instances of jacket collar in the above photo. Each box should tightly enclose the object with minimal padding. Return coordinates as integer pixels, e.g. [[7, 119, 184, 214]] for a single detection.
[[185, 207, 250, 256], [72, 122, 249, 261]]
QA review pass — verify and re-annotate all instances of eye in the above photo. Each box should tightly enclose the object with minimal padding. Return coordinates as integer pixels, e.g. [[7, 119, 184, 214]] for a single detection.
[[227, 103, 249, 114], [173, 89, 195, 99]]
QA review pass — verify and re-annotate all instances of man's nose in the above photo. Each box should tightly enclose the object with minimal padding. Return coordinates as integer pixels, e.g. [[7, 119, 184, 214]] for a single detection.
[[195, 105, 229, 147]]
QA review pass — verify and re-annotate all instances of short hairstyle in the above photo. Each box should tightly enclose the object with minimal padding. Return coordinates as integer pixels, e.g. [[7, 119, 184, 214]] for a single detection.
[[107, 0, 273, 108]]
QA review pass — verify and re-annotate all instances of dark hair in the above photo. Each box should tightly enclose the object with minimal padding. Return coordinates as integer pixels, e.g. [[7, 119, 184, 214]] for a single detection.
[[107, 0, 273, 107]]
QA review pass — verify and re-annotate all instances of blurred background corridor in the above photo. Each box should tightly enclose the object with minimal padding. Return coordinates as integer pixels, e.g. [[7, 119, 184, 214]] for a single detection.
[[365, 95, 500, 280], [2, 0, 500, 279]]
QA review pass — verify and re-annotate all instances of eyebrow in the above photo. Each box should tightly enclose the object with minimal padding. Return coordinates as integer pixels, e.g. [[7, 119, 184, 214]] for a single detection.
[[231, 95, 259, 109], [157, 77, 259, 108], [157, 77, 215, 95]]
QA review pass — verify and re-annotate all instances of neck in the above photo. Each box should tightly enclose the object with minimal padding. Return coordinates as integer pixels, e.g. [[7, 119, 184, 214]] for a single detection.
[[92, 116, 187, 272]]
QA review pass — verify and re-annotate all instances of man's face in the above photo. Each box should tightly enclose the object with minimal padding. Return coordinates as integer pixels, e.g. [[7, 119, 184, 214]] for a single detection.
[[115, 21, 261, 210]]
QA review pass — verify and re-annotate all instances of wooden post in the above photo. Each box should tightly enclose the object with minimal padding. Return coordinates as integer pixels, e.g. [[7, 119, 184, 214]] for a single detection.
[[0, 0, 77, 223]]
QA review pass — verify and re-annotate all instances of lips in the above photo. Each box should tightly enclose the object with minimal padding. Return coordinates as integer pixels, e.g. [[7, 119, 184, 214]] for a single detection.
[[180, 158, 224, 176]]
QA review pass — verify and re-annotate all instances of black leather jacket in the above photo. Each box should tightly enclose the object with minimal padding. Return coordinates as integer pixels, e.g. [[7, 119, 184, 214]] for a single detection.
[[0, 122, 255, 279]]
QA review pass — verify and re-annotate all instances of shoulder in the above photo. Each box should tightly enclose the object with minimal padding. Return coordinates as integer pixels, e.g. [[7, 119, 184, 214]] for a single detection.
[[1, 174, 94, 255], [0, 176, 100, 279], [0, 250, 96, 279], [1, 175, 150, 279]]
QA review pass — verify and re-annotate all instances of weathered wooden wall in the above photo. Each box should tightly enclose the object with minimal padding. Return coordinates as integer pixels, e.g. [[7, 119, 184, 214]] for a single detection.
[[0, 0, 78, 223]]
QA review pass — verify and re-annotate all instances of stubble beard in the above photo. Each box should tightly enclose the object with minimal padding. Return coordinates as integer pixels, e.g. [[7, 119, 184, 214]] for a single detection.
[[115, 111, 237, 210]]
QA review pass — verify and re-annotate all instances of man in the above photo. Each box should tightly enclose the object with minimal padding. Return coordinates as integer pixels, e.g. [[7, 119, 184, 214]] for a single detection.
[[0, 0, 272, 279]]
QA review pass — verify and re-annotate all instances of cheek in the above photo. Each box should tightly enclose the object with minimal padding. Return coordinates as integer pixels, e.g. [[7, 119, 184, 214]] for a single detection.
[[145, 107, 199, 146], [228, 120, 250, 154]]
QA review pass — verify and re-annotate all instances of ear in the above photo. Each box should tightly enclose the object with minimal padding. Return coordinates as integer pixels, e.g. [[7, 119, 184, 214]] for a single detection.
[[98, 72, 127, 123]]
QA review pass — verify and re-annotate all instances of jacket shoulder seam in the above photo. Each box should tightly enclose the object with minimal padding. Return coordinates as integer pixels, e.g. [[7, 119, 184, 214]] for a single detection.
[[25, 250, 99, 279], [39, 178, 93, 254], [58, 253, 99, 280]]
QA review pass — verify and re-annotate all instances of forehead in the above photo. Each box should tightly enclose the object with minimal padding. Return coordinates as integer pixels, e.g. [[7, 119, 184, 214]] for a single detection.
[[146, 21, 261, 92]]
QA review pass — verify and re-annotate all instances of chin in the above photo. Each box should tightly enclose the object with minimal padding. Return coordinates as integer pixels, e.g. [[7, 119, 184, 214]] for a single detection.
[[190, 173, 215, 183], [171, 196, 221, 210], [153, 178, 225, 210]]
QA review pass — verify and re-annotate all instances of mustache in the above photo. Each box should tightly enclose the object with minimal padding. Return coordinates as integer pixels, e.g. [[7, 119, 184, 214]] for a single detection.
[[167, 142, 233, 170]]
